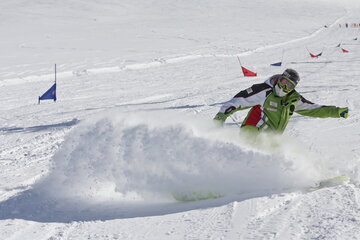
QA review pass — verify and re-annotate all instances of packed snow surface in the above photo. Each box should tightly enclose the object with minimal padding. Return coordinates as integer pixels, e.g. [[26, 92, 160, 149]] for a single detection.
[[1, 0, 360, 239]]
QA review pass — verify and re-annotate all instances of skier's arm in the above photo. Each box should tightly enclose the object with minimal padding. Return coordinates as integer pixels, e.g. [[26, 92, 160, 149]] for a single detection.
[[294, 96, 348, 118], [214, 83, 271, 124]]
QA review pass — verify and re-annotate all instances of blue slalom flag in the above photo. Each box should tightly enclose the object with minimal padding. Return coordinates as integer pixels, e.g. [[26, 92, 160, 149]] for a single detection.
[[270, 62, 282, 66], [316, 52, 323, 57], [39, 83, 56, 104], [336, 43, 341, 47], [354, 37, 358, 40]]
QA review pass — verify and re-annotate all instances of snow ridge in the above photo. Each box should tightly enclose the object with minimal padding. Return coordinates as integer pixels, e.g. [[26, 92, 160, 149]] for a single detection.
[[0, 112, 322, 222]]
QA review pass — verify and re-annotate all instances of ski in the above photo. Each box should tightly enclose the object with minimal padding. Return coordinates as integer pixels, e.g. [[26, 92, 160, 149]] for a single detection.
[[308, 175, 350, 192]]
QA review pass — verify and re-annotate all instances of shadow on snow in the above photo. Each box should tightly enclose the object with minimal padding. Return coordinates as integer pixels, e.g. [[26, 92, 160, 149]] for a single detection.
[[0, 118, 80, 134], [0, 187, 291, 223]]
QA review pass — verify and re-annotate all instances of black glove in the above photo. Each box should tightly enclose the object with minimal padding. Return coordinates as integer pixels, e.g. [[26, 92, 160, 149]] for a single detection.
[[339, 107, 349, 118]]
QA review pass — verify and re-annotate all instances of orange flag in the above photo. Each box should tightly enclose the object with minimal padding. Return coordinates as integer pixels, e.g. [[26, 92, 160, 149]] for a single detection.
[[241, 66, 257, 77]]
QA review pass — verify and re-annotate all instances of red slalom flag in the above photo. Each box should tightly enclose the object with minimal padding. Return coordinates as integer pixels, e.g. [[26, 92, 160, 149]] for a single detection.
[[307, 47, 322, 58], [341, 48, 349, 53], [241, 66, 257, 77], [309, 53, 318, 58]]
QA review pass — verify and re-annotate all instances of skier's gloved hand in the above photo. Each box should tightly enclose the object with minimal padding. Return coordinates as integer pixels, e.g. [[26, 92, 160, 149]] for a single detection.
[[213, 112, 227, 127], [339, 107, 349, 118]]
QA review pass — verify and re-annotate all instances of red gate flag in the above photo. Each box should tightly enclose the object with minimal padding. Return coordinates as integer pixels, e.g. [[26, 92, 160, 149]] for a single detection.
[[307, 47, 322, 58], [341, 48, 349, 53], [310, 53, 318, 58], [309, 52, 322, 58], [241, 66, 257, 77], [237, 56, 257, 77]]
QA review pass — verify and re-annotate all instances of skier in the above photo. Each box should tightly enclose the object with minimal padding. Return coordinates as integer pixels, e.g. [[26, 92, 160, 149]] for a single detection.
[[213, 69, 349, 133]]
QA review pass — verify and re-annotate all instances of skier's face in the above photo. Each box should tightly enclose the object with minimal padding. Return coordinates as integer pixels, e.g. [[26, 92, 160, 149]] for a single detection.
[[274, 84, 288, 97], [278, 76, 296, 93], [274, 76, 296, 97]]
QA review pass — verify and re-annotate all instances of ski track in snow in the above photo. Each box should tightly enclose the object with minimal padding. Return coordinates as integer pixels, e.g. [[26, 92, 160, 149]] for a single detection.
[[0, 10, 347, 88], [1, 0, 360, 239]]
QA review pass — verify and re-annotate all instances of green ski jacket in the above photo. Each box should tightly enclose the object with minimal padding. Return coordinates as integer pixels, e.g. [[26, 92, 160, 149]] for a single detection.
[[214, 75, 344, 133]]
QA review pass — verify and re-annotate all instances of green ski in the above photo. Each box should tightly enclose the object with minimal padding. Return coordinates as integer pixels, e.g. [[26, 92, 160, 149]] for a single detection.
[[308, 175, 350, 192]]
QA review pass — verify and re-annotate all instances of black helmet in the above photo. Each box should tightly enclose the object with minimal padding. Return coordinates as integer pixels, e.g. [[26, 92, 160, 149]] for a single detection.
[[282, 69, 300, 86]]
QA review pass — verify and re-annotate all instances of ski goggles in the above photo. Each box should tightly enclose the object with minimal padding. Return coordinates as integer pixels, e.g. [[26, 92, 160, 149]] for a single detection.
[[278, 76, 296, 92]]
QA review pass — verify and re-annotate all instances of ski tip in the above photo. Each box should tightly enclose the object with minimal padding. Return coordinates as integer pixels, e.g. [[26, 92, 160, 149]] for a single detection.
[[317, 175, 350, 188], [308, 175, 350, 192], [319, 175, 350, 186]]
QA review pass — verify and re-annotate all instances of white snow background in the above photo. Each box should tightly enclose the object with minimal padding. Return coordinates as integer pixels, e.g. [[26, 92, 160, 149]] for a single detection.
[[1, 0, 360, 239]]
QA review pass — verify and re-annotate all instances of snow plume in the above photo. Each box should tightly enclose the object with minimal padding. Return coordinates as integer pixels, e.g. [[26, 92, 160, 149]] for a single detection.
[[37, 111, 320, 205]]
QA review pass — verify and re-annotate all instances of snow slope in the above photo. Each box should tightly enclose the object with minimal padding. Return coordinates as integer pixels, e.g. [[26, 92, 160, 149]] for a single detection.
[[1, 0, 360, 239]]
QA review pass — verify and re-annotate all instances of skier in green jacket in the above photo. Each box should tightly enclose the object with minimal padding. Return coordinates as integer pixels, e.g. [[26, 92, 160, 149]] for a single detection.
[[213, 69, 349, 133]]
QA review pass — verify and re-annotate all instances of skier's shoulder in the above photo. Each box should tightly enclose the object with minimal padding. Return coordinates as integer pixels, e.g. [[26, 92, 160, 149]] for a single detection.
[[249, 75, 281, 92], [234, 81, 272, 98], [264, 74, 282, 87]]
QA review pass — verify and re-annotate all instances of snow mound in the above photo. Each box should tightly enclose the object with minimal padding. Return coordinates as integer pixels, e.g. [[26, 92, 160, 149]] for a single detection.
[[0, 111, 325, 222], [39, 112, 320, 203]]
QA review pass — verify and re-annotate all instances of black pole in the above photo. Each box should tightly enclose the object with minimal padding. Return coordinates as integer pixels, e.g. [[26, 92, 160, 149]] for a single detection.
[[54, 64, 57, 102]]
